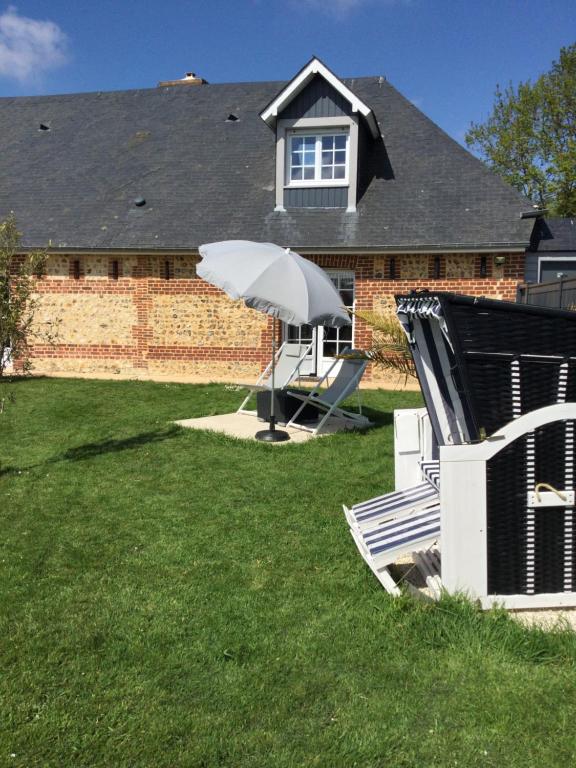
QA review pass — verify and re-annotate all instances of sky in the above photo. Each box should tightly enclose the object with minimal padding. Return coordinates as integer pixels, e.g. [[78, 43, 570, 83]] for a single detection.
[[0, 0, 573, 145]]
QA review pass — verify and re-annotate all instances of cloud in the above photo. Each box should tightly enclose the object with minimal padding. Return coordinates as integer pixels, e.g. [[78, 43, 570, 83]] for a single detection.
[[0, 6, 68, 82], [294, 0, 408, 16]]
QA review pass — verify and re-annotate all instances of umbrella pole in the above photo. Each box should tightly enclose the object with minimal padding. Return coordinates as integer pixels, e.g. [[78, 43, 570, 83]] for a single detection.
[[256, 317, 290, 442]]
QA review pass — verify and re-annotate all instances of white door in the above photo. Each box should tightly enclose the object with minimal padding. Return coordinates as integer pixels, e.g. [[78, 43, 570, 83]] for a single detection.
[[317, 270, 355, 376], [283, 321, 317, 376], [284, 269, 355, 377]]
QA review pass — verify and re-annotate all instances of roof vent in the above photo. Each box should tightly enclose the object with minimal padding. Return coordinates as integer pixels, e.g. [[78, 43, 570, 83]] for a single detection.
[[226, 114, 239, 122], [134, 197, 146, 207], [158, 72, 208, 87], [39, 123, 50, 131]]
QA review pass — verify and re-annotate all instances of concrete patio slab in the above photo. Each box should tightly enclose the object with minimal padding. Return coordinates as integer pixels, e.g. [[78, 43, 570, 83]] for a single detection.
[[175, 411, 356, 443]]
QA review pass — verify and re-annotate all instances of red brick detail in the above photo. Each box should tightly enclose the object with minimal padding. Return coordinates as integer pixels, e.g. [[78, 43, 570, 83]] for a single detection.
[[29, 251, 526, 379]]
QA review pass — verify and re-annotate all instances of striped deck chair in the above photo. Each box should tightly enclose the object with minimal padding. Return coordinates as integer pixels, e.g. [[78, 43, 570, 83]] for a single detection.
[[420, 460, 440, 491], [344, 481, 438, 532], [350, 505, 441, 594]]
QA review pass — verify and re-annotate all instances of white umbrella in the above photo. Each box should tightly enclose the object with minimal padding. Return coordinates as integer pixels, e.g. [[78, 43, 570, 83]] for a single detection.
[[197, 240, 351, 441]]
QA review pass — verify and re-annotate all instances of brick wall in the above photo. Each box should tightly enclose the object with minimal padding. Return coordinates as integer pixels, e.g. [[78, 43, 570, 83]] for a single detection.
[[28, 251, 524, 383]]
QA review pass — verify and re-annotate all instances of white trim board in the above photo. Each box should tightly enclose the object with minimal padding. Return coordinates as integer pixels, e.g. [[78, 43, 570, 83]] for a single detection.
[[260, 57, 380, 139]]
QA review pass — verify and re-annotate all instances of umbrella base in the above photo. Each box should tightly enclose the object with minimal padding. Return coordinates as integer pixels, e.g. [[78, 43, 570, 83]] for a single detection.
[[255, 427, 290, 442]]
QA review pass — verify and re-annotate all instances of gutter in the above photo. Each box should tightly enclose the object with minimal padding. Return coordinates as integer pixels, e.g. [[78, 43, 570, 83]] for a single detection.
[[20, 241, 531, 256]]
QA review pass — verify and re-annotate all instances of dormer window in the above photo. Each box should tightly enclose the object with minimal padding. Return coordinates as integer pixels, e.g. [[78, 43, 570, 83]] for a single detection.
[[260, 57, 380, 213], [287, 130, 349, 186]]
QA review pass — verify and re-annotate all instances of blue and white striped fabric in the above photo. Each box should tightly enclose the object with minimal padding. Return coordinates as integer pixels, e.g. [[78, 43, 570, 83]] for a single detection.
[[357, 505, 441, 568], [344, 482, 439, 531], [420, 460, 440, 491]]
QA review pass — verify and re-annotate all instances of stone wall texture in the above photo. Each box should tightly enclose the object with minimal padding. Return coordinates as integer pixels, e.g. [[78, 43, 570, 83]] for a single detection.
[[28, 251, 525, 384]]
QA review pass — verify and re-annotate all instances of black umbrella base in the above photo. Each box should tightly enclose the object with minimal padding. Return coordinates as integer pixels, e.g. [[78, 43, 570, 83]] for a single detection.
[[255, 427, 290, 442]]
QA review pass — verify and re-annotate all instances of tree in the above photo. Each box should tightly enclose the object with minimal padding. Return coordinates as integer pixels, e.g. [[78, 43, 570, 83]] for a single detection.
[[0, 214, 51, 409], [466, 43, 576, 216]]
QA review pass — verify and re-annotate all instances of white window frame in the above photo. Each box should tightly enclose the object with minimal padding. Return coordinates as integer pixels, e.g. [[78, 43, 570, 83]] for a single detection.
[[275, 116, 359, 213], [285, 129, 350, 188], [537, 255, 576, 282]]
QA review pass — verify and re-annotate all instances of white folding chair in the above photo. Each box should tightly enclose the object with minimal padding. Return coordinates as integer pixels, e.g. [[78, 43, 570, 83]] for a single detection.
[[237, 341, 313, 415], [286, 351, 371, 435]]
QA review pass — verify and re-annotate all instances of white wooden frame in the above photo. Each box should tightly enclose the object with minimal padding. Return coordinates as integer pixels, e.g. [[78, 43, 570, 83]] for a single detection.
[[260, 57, 380, 139], [285, 129, 350, 187], [393, 407, 434, 491], [441, 403, 576, 609]]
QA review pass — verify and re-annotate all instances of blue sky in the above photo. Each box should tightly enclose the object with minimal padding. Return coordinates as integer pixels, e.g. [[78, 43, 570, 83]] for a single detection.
[[0, 1, 573, 145]]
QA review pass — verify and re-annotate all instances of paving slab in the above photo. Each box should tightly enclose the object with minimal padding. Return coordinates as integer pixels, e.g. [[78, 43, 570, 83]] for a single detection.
[[175, 411, 355, 443]]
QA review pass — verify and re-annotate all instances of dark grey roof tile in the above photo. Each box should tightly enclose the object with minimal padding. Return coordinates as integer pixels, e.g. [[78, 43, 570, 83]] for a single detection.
[[0, 76, 534, 251]]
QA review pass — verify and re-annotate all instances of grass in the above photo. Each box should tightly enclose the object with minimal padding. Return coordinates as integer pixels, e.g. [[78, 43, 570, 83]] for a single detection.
[[1, 377, 576, 767]]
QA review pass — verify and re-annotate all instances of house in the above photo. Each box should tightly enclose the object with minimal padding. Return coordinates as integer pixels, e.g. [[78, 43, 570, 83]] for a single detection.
[[0, 57, 536, 383], [525, 217, 576, 283]]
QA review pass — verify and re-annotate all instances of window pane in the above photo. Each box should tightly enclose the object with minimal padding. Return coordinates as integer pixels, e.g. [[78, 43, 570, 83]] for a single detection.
[[287, 325, 299, 341], [304, 167, 315, 180], [340, 290, 354, 306], [341, 276, 354, 289], [321, 167, 332, 180], [291, 168, 303, 180], [322, 135, 334, 150], [287, 323, 313, 344], [340, 325, 352, 341], [324, 342, 337, 357], [304, 137, 315, 149], [292, 136, 304, 151], [335, 151, 346, 165], [334, 166, 345, 179], [321, 151, 332, 166], [325, 327, 337, 340], [303, 151, 315, 166], [291, 152, 302, 166], [335, 135, 347, 149]]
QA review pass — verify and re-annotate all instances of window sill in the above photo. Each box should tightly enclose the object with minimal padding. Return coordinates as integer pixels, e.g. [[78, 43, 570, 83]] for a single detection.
[[285, 181, 349, 189]]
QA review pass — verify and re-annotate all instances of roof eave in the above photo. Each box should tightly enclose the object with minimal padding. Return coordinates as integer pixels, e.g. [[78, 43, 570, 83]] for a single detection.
[[20, 240, 531, 256]]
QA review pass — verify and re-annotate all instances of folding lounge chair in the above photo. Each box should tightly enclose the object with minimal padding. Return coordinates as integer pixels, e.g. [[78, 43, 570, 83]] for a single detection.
[[344, 480, 439, 532], [343, 448, 440, 594], [350, 505, 441, 594], [286, 353, 371, 435], [237, 341, 312, 415]]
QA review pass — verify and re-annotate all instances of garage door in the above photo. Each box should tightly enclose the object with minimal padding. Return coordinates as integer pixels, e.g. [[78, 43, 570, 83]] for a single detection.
[[540, 259, 576, 282]]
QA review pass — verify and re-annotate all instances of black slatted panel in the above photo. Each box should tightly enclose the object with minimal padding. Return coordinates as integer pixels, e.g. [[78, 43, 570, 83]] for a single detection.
[[487, 438, 528, 594], [447, 303, 576, 358], [566, 363, 576, 403], [465, 357, 514, 436], [534, 508, 566, 593], [520, 360, 563, 414], [534, 422, 566, 491]]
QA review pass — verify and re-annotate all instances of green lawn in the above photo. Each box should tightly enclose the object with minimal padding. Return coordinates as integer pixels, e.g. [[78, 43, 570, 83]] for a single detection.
[[1, 378, 576, 767]]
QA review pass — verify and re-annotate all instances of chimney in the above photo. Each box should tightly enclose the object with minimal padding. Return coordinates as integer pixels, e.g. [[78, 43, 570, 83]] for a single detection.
[[158, 72, 208, 87]]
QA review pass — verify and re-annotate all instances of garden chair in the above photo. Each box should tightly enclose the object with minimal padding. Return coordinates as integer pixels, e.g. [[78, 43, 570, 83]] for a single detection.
[[350, 504, 441, 594], [237, 341, 313, 415], [286, 352, 371, 435], [344, 479, 439, 532]]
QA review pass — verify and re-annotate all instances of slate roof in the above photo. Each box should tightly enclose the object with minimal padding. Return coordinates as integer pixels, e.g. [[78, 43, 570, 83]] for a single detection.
[[530, 217, 576, 252], [0, 75, 534, 252]]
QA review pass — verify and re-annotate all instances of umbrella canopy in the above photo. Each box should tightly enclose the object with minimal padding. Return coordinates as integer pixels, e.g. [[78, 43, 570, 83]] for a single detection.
[[197, 240, 351, 328]]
